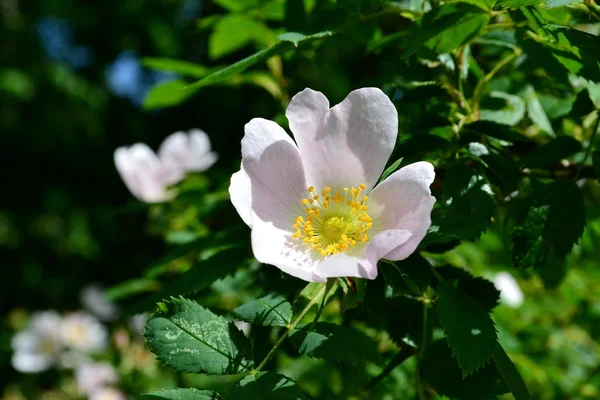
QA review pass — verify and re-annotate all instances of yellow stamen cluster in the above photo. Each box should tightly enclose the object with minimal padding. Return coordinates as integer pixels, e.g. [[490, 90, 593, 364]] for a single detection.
[[293, 184, 373, 257]]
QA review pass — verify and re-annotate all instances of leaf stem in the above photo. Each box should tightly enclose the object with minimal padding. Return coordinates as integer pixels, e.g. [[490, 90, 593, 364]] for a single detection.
[[471, 47, 522, 120], [252, 282, 330, 374], [575, 110, 600, 180], [492, 344, 532, 400]]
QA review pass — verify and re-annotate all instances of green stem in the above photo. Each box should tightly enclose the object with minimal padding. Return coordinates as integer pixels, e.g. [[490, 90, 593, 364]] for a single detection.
[[429, 263, 445, 283], [471, 48, 522, 120], [492, 344, 532, 400], [310, 279, 338, 330], [415, 301, 429, 400], [252, 283, 328, 374], [575, 110, 600, 180]]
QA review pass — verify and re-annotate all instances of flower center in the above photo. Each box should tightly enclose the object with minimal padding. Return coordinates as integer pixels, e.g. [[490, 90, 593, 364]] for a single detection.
[[293, 184, 372, 257]]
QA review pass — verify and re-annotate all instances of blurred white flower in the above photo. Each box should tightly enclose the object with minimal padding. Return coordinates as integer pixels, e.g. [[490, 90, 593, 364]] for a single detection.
[[11, 311, 62, 373], [494, 272, 525, 308], [114, 143, 183, 203], [61, 312, 108, 353], [89, 387, 127, 400], [114, 130, 216, 204], [128, 313, 147, 336], [75, 362, 118, 395], [158, 129, 218, 173], [81, 285, 119, 321], [233, 320, 251, 337]]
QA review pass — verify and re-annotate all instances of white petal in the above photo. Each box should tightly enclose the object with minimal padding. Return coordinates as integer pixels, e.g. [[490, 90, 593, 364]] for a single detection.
[[30, 310, 62, 337], [80, 285, 119, 321], [12, 352, 53, 373], [158, 129, 217, 172], [368, 162, 436, 260], [313, 229, 412, 280], [11, 331, 41, 352], [286, 87, 398, 191], [229, 165, 253, 228], [235, 118, 307, 231], [75, 362, 118, 394], [494, 272, 524, 308], [251, 221, 325, 282], [114, 144, 183, 203]]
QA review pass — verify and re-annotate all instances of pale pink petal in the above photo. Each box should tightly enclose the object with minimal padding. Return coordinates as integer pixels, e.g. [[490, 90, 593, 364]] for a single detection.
[[229, 166, 253, 227], [368, 162, 436, 260], [236, 118, 307, 231], [158, 129, 217, 172], [251, 222, 325, 282], [114, 144, 183, 203], [286, 87, 397, 191], [314, 229, 412, 280]]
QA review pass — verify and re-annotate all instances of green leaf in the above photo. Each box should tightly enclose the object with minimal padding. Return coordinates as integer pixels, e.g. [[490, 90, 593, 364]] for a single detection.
[[105, 278, 160, 301], [276, 31, 333, 47], [422, 339, 508, 399], [379, 157, 404, 183], [381, 254, 431, 297], [143, 388, 221, 399], [209, 15, 272, 60], [522, 136, 581, 169], [525, 85, 555, 136], [143, 79, 194, 110], [233, 294, 292, 327], [224, 372, 306, 400], [492, 345, 533, 400], [125, 246, 246, 315], [467, 144, 521, 191], [436, 266, 500, 312], [142, 58, 210, 78], [187, 31, 332, 90], [543, 181, 586, 258], [145, 297, 251, 374], [480, 91, 526, 126], [289, 322, 381, 364], [463, 121, 528, 142], [593, 151, 600, 180], [494, 0, 581, 10], [436, 281, 498, 376], [511, 181, 585, 268], [404, 4, 489, 58]]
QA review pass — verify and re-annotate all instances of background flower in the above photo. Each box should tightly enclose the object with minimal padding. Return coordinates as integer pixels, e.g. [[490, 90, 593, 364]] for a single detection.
[[60, 312, 108, 354], [158, 129, 218, 173], [11, 311, 63, 373]]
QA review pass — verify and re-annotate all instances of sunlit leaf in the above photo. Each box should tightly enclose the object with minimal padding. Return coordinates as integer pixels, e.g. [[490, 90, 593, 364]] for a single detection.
[[145, 297, 251, 374], [436, 281, 498, 376]]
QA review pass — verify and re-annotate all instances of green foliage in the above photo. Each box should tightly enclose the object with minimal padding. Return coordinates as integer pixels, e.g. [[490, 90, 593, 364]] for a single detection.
[[289, 322, 381, 364], [186, 31, 333, 91], [512, 181, 585, 268], [144, 80, 194, 110], [522, 136, 582, 168], [233, 295, 292, 327], [126, 246, 247, 315], [594, 151, 600, 180], [403, 4, 489, 58], [145, 297, 251, 374], [422, 339, 508, 400], [224, 373, 307, 400], [144, 389, 221, 399], [436, 281, 498, 376]]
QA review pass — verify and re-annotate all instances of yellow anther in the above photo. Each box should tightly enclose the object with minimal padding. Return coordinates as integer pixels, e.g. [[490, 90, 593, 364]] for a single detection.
[[293, 183, 372, 258]]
